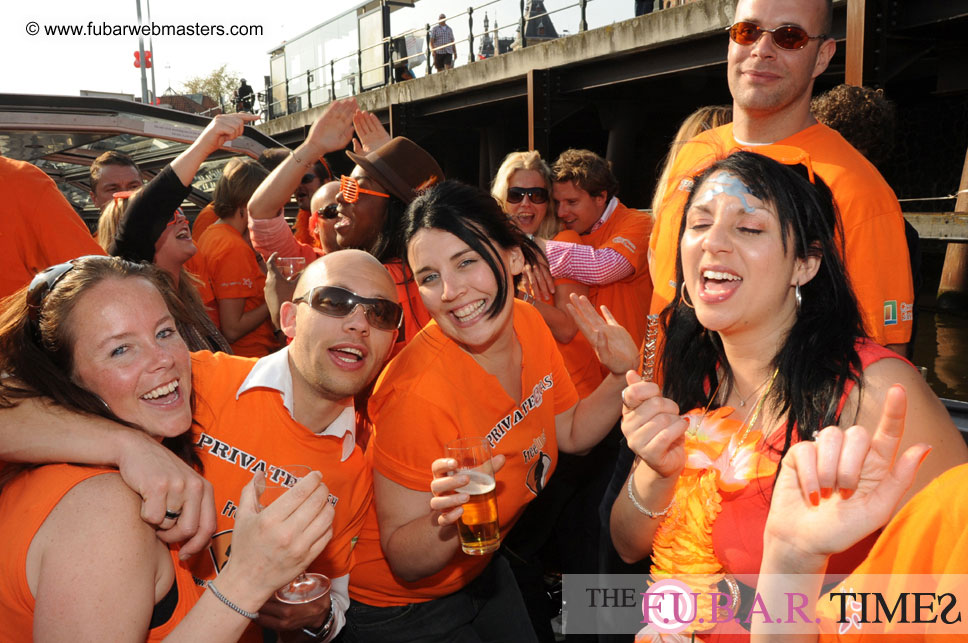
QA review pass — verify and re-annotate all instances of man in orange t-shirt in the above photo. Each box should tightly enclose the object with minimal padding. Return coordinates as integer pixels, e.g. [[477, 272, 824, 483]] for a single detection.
[[543, 149, 654, 350], [0, 250, 402, 642], [0, 156, 105, 301], [649, 0, 912, 352]]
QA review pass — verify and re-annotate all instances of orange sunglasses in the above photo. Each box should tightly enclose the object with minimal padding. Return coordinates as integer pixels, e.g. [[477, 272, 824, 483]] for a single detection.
[[340, 175, 390, 204]]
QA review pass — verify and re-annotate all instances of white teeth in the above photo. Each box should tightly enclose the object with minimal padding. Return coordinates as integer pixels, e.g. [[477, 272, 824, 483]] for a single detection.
[[142, 380, 178, 400], [453, 300, 485, 321], [702, 270, 741, 281], [332, 347, 363, 362]]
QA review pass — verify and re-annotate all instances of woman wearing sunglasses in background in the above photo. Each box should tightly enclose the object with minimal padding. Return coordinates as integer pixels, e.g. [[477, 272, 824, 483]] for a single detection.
[[0, 255, 335, 641], [95, 113, 255, 354], [342, 180, 639, 642], [614, 152, 964, 642], [248, 99, 442, 353]]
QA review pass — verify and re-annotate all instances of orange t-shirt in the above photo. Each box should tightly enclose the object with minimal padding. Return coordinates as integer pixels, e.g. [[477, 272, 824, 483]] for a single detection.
[[583, 200, 654, 349], [0, 464, 200, 641], [188, 350, 372, 641], [349, 301, 579, 606], [190, 203, 218, 242], [0, 156, 105, 301], [648, 123, 913, 346], [546, 229, 603, 398], [194, 223, 276, 357]]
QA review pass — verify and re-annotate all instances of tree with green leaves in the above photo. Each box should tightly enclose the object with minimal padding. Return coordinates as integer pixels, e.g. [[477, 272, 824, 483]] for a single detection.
[[181, 64, 241, 113]]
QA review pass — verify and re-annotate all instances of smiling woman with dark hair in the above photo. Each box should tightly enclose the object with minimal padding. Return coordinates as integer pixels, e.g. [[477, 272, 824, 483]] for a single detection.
[[342, 180, 640, 642]]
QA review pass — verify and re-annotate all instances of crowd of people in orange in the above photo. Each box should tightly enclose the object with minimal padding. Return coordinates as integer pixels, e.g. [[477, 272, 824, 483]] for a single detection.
[[1, 1, 966, 642]]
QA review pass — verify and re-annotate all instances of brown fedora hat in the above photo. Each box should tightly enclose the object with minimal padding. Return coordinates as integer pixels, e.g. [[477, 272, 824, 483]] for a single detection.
[[346, 137, 444, 204]]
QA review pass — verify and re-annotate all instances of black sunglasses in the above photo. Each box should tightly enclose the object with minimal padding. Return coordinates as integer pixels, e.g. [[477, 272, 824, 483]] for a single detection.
[[27, 256, 107, 325], [292, 286, 403, 331], [727, 22, 826, 50], [506, 186, 549, 204], [317, 203, 339, 220]]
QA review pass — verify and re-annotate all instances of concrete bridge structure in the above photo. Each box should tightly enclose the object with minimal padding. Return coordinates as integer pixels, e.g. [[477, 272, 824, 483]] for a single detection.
[[259, 0, 968, 238]]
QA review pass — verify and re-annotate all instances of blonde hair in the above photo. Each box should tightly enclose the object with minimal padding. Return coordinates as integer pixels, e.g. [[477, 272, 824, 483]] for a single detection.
[[490, 150, 559, 239], [651, 105, 733, 214], [96, 188, 141, 251], [212, 158, 269, 219]]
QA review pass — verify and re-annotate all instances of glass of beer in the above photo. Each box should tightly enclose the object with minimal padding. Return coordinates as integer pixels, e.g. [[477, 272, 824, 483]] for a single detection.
[[445, 437, 501, 556], [275, 256, 306, 281]]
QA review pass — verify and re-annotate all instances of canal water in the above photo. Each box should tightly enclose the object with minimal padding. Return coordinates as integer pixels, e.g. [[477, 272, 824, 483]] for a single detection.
[[912, 241, 968, 402]]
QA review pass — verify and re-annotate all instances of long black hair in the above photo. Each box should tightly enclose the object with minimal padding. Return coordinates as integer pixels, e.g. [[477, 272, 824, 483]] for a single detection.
[[661, 151, 866, 455], [403, 180, 543, 319]]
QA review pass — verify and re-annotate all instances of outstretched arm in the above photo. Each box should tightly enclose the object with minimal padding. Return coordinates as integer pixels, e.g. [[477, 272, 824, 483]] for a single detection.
[[248, 98, 357, 221], [0, 396, 216, 556]]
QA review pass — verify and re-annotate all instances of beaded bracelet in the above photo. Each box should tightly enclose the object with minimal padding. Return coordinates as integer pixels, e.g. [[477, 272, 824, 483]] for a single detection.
[[626, 471, 674, 519], [206, 580, 259, 619]]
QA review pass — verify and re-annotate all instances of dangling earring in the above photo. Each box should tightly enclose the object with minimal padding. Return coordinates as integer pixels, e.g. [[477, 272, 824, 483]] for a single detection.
[[680, 282, 695, 310], [794, 282, 802, 313]]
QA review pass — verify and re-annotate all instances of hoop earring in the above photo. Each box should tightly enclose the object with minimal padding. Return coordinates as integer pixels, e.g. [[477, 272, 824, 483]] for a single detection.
[[794, 282, 802, 313], [680, 282, 695, 310]]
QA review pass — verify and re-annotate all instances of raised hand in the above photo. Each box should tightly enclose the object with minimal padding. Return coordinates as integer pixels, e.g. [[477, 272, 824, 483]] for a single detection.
[[352, 110, 392, 155], [306, 97, 358, 156], [764, 385, 930, 563], [197, 112, 259, 153], [264, 252, 299, 332], [620, 371, 688, 479], [566, 294, 637, 375], [228, 471, 335, 598]]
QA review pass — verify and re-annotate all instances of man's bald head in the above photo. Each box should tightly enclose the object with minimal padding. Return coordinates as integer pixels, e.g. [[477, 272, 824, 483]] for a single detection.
[[295, 249, 396, 302]]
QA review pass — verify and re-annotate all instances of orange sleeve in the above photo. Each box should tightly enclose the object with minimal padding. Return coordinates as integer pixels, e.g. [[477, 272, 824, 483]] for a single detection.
[[371, 389, 456, 491], [841, 211, 913, 346], [600, 206, 653, 275]]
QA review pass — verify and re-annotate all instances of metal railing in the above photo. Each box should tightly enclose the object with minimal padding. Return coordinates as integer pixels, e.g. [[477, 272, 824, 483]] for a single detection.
[[261, 0, 601, 120]]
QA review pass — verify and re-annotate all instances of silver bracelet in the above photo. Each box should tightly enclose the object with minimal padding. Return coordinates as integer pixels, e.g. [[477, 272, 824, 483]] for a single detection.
[[206, 580, 259, 619], [626, 470, 673, 519]]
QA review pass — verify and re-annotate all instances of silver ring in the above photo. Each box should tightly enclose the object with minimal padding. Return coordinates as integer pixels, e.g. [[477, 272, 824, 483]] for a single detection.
[[621, 388, 632, 408], [164, 509, 181, 520]]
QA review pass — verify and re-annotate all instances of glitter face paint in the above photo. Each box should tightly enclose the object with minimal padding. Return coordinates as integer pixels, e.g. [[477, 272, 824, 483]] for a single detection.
[[691, 171, 757, 214]]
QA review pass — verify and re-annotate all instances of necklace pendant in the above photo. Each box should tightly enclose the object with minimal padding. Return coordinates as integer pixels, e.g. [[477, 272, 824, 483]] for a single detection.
[[739, 400, 746, 407]]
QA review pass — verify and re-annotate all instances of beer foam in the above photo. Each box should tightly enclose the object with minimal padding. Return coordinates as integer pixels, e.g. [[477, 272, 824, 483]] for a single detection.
[[457, 469, 495, 494]]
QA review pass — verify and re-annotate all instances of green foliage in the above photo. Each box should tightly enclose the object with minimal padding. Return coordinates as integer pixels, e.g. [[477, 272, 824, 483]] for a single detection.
[[180, 64, 241, 110]]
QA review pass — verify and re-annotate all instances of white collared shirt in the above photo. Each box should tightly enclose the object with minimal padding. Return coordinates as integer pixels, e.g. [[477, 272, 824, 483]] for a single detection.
[[236, 346, 356, 462]]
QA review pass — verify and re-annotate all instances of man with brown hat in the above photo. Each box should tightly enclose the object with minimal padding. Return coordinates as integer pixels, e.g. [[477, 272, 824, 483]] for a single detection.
[[248, 97, 444, 351]]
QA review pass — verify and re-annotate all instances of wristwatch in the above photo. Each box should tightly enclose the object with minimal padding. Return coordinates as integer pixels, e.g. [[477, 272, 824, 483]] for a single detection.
[[301, 606, 334, 640]]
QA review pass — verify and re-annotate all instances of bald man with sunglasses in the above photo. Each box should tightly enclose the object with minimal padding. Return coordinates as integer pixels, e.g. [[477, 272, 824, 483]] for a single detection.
[[648, 0, 913, 355], [0, 249, 402, 642]]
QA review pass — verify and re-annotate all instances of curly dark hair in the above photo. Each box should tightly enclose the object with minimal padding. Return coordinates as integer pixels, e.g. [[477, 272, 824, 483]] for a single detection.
[[812, 84, 896, 170]]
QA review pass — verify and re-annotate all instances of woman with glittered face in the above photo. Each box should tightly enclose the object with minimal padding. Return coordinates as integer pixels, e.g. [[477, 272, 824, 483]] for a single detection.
[[612, 151, 966, 642], [342, 180, 640, 642]]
